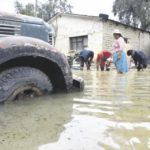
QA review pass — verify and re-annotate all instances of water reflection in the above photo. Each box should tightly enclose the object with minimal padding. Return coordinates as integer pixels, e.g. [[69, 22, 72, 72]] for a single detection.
[[0, 94, 74, 150], [1, 69, 150, 150], [39, 69, 150, 150]]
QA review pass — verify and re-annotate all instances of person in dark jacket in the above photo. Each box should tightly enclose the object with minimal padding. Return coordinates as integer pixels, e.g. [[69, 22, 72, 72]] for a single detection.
[[79, 49, 94, 70], [127, 50, 148, 71]]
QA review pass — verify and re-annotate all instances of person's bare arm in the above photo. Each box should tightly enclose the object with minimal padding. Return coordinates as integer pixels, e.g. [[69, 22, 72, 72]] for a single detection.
[[96, 60, 99, 71], [129, 58, 133, 69], [96, 58, 101, 71]]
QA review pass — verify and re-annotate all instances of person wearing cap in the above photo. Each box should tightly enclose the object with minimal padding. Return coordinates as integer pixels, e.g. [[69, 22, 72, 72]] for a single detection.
[[112, 29, 128, 73], [79, 48, 94, 70], [96, 50, 112, 71], [127, 49, 148, 71]]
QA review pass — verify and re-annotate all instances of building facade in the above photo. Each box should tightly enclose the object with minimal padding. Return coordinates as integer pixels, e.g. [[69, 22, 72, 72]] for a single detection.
[[49, 13, 150, 60]]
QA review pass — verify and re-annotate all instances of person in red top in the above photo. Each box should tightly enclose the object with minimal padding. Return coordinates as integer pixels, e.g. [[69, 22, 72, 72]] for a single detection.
[[96, 50, 112, 71]]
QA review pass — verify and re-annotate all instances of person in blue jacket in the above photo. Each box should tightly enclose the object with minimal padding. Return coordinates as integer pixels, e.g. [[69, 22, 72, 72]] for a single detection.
[[127, 49, 148, 71], [79, 49, 94, 70]]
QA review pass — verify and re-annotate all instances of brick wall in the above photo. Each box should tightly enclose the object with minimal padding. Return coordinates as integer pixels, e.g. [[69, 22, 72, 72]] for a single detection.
[[102, 20, 150, 59]]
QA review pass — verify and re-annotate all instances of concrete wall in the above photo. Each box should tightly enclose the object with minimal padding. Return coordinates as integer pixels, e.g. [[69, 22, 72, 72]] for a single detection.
[[102, 20, 150, 59], [50, 15, 103, 56]]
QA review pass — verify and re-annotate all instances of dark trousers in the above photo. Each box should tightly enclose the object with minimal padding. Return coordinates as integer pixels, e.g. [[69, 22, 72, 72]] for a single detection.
[[137, 63, 147, 71], [80, 56, 91, 69]]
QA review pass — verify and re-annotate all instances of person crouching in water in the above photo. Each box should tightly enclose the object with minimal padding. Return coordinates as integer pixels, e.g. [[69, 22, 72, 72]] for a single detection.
[[79, 48, 94, 70], [127, 49, 148, 71], [112, 29, 128, 73], [96, 50, 112, 71]]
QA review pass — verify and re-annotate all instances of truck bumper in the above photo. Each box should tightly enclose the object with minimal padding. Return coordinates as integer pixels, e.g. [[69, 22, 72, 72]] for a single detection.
[[72, 75, 84, 91]]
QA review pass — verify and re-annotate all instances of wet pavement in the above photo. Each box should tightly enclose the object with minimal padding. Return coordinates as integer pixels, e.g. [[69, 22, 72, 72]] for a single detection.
[[0, 69, 150, 150]]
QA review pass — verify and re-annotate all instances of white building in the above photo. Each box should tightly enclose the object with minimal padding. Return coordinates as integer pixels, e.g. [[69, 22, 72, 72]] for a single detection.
[[49, 13, 150, 59]]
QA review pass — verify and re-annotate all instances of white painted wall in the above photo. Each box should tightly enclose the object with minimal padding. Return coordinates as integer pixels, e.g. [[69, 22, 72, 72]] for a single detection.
[[50, 15, 103, 57]]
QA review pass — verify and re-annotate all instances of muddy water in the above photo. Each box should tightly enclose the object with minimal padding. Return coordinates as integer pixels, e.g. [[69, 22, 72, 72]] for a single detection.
[[0, 69, 150, 150]]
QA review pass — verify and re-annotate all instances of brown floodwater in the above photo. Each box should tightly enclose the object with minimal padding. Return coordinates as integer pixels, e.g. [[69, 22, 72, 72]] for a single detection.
[[0, 69, 150, 150]]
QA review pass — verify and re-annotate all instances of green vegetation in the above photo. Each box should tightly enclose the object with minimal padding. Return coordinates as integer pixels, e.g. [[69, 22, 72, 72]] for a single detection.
[[14, 0, 73, 21], [112, 0, 150, 31]]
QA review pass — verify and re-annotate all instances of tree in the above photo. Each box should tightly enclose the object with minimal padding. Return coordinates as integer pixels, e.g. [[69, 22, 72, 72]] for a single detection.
[[15, 1, 34, 16], [112, 0, 150, 31], [37, 0, 73, 21], [14, 0, 73, 21]]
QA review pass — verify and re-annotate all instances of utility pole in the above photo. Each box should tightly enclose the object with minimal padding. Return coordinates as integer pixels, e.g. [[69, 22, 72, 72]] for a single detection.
[[35, 0, 38, 17]]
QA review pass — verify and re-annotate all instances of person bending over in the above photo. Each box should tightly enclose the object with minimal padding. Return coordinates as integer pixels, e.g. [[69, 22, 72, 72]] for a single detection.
[[79, 49, 94, 70], [96, 50, 112, 71], [127, 50, 148, 71]]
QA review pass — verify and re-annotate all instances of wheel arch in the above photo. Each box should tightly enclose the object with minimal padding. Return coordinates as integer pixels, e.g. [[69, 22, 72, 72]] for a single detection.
[[0, 37, 72, 91], [0, 56, 71, 91]]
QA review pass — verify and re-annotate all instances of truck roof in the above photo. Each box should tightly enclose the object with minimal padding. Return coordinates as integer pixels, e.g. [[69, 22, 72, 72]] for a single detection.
[[0, 11, 44, 25]]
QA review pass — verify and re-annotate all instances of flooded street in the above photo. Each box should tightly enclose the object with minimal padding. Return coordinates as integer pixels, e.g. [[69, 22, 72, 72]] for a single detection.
[[0, 69, 150, 150]]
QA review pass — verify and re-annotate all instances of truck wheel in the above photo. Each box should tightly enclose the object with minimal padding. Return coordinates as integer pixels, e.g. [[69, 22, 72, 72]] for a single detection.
[[0, 67, 53, 102]]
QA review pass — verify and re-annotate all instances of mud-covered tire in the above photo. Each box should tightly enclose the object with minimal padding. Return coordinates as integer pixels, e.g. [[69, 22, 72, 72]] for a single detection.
[[0, 67, 53, 102]]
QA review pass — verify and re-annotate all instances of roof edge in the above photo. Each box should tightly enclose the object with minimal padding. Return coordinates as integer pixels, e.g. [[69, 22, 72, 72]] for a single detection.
[[49, 13, 150, 34]]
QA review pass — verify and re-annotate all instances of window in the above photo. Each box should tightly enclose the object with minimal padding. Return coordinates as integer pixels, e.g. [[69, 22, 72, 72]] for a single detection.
[[70, 35, 88, 51]]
